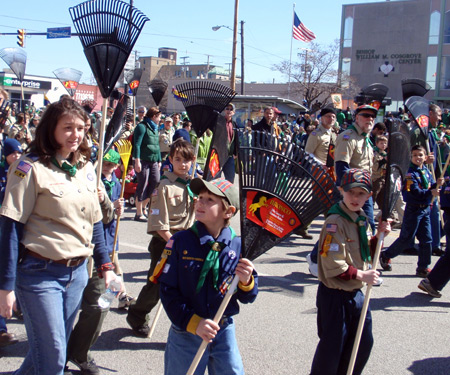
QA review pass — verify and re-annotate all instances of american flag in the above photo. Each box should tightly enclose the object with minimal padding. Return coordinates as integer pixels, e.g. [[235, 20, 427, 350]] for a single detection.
[[293, 12, 316, 42]]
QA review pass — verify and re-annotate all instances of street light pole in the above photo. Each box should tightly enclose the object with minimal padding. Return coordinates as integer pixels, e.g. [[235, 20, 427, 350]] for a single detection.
[[230, 0, 239, 91], [240, 20, 245, 95]]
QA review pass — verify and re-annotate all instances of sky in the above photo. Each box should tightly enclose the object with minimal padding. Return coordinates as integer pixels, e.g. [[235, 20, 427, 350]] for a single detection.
[[0, 0, 386, 85]]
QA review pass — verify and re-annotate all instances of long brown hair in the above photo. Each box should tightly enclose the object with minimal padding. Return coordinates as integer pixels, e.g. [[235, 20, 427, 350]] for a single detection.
[[27, 98, 90, 165]]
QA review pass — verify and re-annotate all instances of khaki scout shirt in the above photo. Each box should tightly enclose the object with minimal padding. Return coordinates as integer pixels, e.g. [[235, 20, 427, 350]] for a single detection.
[[317, 201, 369, 291], [0, 154, 102, 260], [304, 124, 336, 164], [334, 124, 373, 173], [147, 171, 195, 235]]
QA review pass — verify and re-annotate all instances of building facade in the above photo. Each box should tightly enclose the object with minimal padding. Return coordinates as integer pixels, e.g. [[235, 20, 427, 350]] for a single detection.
[[339, 0, 450, 109]]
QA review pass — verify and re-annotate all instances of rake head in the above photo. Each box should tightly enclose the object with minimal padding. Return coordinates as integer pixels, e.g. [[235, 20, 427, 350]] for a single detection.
[[69, 0, 149, 99], [125, 68, 143, 97], [174, 81, 235, 138], [114, 139, 133, 171], [104, 93, 132, 155], [0, 47, 27, 82], [53, 67, 83, 97], [401, 78, 431, 102], [237, 130, 340, 261], [81, 99, 97, 114], [148, 80, 168, 106]]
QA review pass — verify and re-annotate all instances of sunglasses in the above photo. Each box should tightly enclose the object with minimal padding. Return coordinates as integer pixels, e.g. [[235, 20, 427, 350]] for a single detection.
[[225, 107, 234, 111], [358, 113, 376, 119]]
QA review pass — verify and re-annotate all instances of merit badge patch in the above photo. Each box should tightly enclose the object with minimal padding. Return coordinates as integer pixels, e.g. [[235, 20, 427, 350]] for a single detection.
[[87, 173, 94, 181], [150, 208, 160, 215], [326, 224, 337, 233], [228, 250, 236, 260], [14, 161, 32, 179]]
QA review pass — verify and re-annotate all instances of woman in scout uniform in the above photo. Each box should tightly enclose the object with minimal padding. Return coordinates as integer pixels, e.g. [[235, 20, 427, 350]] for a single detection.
[[0, 98, 115, 375]]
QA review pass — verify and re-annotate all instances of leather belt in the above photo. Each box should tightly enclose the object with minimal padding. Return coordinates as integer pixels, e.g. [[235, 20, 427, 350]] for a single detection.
[[26, 249, 86, 267]]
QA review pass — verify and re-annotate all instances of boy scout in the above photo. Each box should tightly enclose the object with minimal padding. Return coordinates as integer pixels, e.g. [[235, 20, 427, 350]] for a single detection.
[[126, 139, 196, 337], [311, 168, 390, 375]]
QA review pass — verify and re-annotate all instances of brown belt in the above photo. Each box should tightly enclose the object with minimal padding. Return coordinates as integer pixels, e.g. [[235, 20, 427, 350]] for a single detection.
[[26, 249, 86, 267]]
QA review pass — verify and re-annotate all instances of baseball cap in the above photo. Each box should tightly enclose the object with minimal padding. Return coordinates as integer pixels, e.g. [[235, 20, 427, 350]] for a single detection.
[[190, 178, 240, 211], [3, 138, 22, 157], [320, 107, 337, 117], [355, 105, 378, 116], [103, 149, 120, 164], [341, 169, 372, 193], [272, 107, 282, 114], [225, 103, 235, 111]]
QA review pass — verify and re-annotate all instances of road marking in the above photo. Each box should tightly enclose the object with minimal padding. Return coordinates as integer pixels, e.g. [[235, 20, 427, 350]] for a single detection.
[[120, 242, 149, 251]]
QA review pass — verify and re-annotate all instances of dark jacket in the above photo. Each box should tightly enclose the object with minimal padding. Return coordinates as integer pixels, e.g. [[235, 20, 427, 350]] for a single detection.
[[133, 117, 161, 162]]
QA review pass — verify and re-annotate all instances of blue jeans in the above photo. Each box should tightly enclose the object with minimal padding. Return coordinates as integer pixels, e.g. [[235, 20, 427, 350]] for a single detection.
[[14, 255, 88, 375], [362, 197, 375, 235], [384, 204, 432, 269], [164, 318, 244, 375], [222, 156, 236, 183], [0, 315, 6, 332], [430, 201, 441, 250]]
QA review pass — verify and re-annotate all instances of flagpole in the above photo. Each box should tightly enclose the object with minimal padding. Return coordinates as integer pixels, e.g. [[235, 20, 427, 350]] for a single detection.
[[288, 3, 295, 99]]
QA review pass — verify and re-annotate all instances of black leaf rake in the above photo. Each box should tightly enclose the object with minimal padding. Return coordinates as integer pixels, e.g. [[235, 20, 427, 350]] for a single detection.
[[0, 47, 26, 82], [148, 79, 168, 106], [69, 0, 149, 99], [174, 81, 236, 138], [237, 129, 341, 261]]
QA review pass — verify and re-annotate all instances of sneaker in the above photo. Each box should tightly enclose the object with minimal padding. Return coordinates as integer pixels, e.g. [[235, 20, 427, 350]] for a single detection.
[[126, 316, 150, 337], [0, 331, 18, 347], [415, 267, 431, 278], [118, 293, 136, 309], [306, 253, 318, 278], [418, 278, 442, 298], [379, 252, 392, 271], [134, 214, 147, 222], [296, 227, 313, 239], [432, 248, 445, 257], [373, 277, 383, 286], [69, 358, 100, 375]]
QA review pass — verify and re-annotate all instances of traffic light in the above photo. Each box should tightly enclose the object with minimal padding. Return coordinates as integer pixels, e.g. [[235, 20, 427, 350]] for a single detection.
[[17, 29, 25, 48]]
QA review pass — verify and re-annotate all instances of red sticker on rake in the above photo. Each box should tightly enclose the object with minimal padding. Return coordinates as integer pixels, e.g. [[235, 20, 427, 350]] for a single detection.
[[246, 191, 301, 238]]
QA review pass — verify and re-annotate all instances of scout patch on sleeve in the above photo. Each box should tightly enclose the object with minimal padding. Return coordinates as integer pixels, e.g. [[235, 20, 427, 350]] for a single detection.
[[166, 239, 174, 249], [152, 189, 158, 197], [326, 223, 337, 233], [328, 243, 339, 252], [311, 131, 317, 136], [14, 161, 32, 179], [320, 234, 333, 257], [150, 208, 160, 215], [343, 134, 350, 140]]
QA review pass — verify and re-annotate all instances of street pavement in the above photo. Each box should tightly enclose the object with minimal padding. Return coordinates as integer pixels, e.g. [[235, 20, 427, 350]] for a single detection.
[[1, 206, 450, 375]]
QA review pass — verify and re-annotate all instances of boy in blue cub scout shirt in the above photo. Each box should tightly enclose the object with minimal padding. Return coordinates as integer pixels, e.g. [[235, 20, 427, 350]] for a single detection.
[[380, 145, 444, 277], [156, 178, 258, 375], [311, 168, 390, 375]]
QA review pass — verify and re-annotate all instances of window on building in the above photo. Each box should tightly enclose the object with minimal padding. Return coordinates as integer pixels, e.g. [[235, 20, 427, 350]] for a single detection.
[[429, 11, 440, 44], [343, 17, 353, 48], [426, 56, 437, 89], [444, 11, 450, 43], [440, 56, 450, 89], [341, 58, 351, 88]]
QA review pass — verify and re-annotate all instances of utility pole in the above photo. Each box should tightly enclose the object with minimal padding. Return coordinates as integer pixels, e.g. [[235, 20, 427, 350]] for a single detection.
[[180, 56, 189, 78], [230, 0, 239, 91], [240, 20, 245, 95], [205, 54, 213, 79]]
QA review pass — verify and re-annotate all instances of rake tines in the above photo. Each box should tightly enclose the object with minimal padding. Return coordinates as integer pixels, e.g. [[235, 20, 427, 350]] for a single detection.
[[104, 92, 130, 155], [174, 81, 236, 137], [148, 79, 168, 106], [69, 0, 149, 99], [237, 129, 340, 260], [0, 47, 26, 82], [53, 67, 83, 97]]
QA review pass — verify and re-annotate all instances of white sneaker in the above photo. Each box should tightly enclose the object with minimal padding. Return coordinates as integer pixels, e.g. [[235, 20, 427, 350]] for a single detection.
[[118, 293, 136, 309], [306, 253, 318, 278]]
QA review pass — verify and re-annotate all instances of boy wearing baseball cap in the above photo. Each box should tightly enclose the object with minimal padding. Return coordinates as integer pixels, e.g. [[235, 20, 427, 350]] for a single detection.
[[156, 178, 258, 375], [311, 168, 390, 375]]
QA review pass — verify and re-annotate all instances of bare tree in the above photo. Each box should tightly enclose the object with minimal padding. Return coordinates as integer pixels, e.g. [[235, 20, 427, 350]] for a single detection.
[[274, 40, 359, 111]]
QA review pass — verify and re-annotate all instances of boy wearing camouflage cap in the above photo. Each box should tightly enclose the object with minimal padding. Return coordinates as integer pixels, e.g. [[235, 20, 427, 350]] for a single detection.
[[311, 168, 390, 375]]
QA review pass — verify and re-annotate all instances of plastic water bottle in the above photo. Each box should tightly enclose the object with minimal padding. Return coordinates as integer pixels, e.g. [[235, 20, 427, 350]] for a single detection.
[[98, 277, 122, 308]]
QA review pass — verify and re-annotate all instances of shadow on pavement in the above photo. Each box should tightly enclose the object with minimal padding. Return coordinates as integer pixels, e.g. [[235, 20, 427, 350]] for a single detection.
[[407, 356, 450, 375], [94, 327, 166, 352], [370, 292, 450, 312]]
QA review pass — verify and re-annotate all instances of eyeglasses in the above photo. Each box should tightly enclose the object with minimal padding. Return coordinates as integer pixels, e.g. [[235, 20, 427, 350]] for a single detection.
[[358, 113, 376, 119], [138, 111, 145, 114]]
